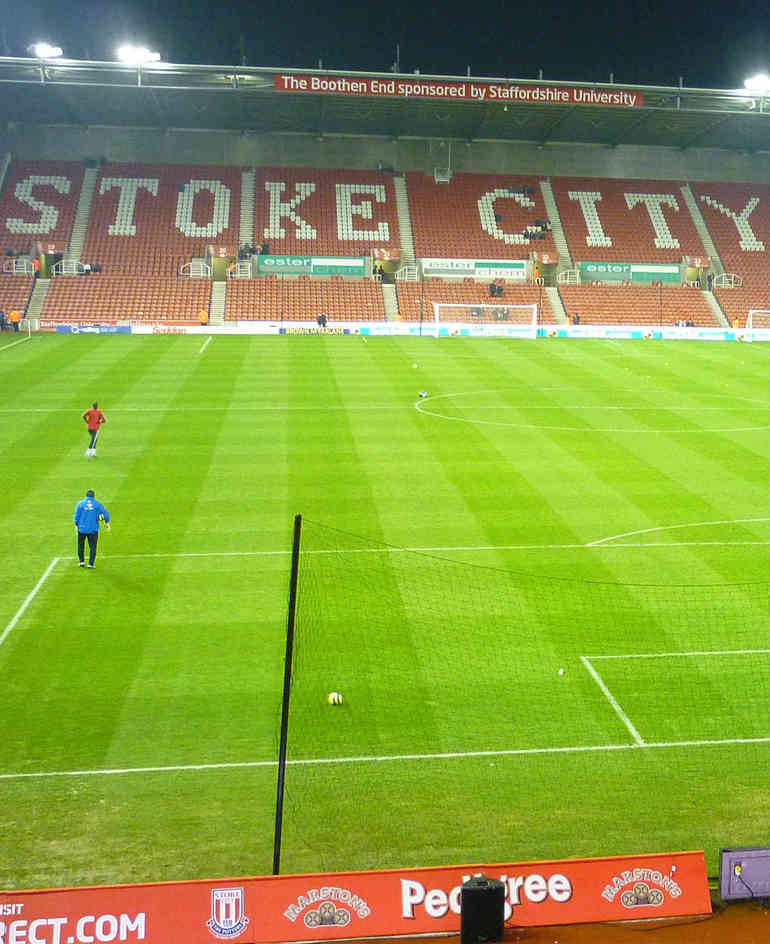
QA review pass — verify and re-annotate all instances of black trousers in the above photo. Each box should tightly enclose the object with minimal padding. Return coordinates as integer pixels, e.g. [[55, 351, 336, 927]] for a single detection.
[[88, 429, 99, 449], [77, 531, 99, 565]]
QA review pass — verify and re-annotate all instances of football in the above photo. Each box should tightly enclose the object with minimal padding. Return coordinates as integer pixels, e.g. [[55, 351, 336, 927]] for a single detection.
[[327, 691, 343, 706]]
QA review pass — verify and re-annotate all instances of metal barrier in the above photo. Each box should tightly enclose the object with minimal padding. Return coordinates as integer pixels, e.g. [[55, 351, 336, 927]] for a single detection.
[[180, 261, 212, 278], [52, 260, 87, 275], [714, 272, 743, 288], [2, 259, 33, 275]]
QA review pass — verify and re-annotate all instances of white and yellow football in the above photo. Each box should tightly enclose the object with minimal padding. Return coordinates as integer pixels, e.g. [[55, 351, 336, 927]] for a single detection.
[[327, 692, 343, 706]]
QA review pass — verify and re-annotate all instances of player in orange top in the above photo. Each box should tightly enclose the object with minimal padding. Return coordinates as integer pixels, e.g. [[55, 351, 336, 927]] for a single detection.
[[82, 401, 107, 459]]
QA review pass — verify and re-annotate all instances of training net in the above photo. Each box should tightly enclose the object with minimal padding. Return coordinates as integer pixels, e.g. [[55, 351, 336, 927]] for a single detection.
[[431, 302, 538, 337], [278, 519, 769, 875]]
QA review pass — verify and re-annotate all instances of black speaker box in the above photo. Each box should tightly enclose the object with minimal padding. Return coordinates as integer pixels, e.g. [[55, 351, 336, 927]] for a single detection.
[[460, 875, 505, 944]]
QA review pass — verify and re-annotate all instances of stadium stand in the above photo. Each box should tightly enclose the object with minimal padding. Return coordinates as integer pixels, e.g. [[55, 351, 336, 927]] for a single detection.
[[551, 176, 708, 263], [6, 160, 764, 331], [41, 274, 210, 322], [252, 168, 400, 258], [558, 284, 718, 326], [396, 279, 554, 322], [689, 181, 770, 327], [0, 274, 35, 317], [225, 274, 385, 321], [80, 162, 242, 276], [0, 159, 84, 258], [406, 173, 556, 260]]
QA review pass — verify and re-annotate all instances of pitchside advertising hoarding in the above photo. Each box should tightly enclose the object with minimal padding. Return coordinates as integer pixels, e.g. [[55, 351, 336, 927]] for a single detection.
[[274, 74, 644, 108], [0, 851, 710, 943]]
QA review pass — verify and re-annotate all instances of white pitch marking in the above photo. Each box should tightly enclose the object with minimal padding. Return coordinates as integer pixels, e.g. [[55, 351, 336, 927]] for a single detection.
[[0, 336, 32, 353], [587, 648, 770, 660], [0, 557, 60, 651], [587, 517, 770, 547], [581, 656, 645, 746], [2, 735, 769, 781], [99, 538, 770, 561], [414, 389, 770, 433], [0, 404, 408, 414], [199, 336, 213, 355]]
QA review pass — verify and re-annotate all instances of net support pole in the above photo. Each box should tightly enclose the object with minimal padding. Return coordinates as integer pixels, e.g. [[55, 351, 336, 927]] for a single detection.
[[272, 512, 302, 875]]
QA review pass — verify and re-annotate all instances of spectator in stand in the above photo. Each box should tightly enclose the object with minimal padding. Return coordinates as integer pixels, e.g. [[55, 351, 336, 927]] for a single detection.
[[533, 263, 540, 282], [228, 259, 236, 278], [0, 308, 6, 331], [707, 273, 713, 291], [488, 281, 497, 298], [32, 256, 41, 278], [8, 309, 21, 332], [573, 312, 581, 325]]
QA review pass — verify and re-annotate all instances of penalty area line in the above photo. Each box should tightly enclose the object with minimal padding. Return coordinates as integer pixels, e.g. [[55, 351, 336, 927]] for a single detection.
[[0, 557, 60, 651], [199, 336, 213, 355], [2, 735, 770, 781], [100, 538, 770, 560]]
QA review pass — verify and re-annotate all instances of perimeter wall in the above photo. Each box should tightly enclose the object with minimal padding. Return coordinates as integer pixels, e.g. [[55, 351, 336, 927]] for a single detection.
[[2, 125, 768, 184]]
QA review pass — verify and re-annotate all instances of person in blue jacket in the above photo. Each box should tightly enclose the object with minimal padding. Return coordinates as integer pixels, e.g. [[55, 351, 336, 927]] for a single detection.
[[73, 489, 111, 568]]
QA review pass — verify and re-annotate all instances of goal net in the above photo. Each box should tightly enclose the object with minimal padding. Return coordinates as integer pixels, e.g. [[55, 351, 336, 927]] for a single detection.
[[744, 309, 770, 342], [431, 302, 538, 338]]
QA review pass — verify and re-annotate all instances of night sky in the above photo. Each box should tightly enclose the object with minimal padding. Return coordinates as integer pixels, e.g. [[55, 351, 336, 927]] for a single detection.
[[2, 0, 768, 91]]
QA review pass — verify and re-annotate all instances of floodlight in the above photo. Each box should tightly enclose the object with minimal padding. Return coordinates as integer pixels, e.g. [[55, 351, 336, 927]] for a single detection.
[[29, 42, 63, 58], [744, 73, 770, 93], [116, 44, 161, 65]]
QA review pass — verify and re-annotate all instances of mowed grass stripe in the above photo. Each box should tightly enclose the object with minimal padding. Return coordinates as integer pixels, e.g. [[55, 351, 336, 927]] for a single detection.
[[445, 341, 765, 586], [0, 338, 206, 624], [102, 339, 270, 768]]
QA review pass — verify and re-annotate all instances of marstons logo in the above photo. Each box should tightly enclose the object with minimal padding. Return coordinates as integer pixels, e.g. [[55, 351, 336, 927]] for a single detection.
[[206, 887, 250, 939], [283, 885, 371, 926], [620, 882, 664, 908], [304, 901, 351, 928], [601, 867, 681, 907]]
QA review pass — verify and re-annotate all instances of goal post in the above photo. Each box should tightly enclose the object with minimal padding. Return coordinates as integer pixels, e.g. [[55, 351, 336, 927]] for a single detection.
[[430, 302, 539, 338], [744, 309, 770, 342]]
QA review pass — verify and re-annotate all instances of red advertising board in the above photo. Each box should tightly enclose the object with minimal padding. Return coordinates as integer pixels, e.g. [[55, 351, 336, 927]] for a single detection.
[[1, 851, 710, 943], [274, 74, 644, 108]]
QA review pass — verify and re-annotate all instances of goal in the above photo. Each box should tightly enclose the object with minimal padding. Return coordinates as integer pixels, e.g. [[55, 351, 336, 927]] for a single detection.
[[744, 309, 770, 342], [430, 302, 539, 338]]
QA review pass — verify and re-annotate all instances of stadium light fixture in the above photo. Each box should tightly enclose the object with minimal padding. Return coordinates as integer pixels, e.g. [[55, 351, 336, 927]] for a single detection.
[[29, 42, 63, 58], [744, 73, 770, 93], [116, 44, 161, 65]]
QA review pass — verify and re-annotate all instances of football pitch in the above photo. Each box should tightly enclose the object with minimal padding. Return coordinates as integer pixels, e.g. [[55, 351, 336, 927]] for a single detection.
[[0, 332, 768, 890]]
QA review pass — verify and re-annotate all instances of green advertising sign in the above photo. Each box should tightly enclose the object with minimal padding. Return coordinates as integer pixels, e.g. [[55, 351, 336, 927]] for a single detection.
[[421, 258, 527, 279], [580, 262, 681, 284], [257, 256, 367, 276]]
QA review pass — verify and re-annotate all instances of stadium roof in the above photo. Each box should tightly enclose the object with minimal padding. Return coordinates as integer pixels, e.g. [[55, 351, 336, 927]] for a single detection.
[[1, 57, 769, 154]]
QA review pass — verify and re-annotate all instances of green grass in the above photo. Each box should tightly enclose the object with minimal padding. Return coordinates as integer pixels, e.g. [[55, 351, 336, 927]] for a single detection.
[[0, 333, 767, 890]]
